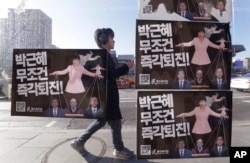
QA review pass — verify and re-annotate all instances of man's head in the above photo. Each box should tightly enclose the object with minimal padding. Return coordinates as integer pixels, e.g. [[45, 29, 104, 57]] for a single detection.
[[177, 69, 185, 80], [89, 97, 99, 107], [196, 69, 204, 79], [178, 140, 185, 149], [196, 138, 204, 148], [179, 2, 187, 11], [198, 2, 205, 10], [95, 28, 115, 51], [51, 98, 59, 108], [215, 68, 224, 79], [216, 136, 224, 146], [216, 0, 225, 11], [70, 98, 77, 108]]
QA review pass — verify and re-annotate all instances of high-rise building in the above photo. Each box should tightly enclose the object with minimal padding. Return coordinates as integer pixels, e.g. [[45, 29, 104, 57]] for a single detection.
[[0, 8, 52, 76], [0, 18, 8, 71], [243, 58, 250, 69]]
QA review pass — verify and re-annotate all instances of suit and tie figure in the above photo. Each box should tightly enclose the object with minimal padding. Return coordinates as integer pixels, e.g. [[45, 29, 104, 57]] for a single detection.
[[172, 69, 191, 89], [64, 98, 83, 117], [177, 1, 193, 20], [210, 68, 229, 89], [46, 98, 65, 117], [84, 97, 104, 119], [173, 139, 192, 158], [210, 136, 229, 157], [193, 1, 211, 20], [190, 69, 210, 88], [191, 139, 210, 157]]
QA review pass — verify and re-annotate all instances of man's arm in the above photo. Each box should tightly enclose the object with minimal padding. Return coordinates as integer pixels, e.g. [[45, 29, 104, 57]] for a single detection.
[[115, 64, 130, 78]]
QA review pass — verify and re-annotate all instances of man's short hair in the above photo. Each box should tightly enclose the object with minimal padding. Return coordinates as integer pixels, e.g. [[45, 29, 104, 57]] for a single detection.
[[94, 28, 114, 48]]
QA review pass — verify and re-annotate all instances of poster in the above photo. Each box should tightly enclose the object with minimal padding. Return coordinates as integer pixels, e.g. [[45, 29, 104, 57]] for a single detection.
[[137, 90, 232, 159], [11, 49, 107, 119], [135, 20, 232, 89], [138, 0, 232, 23]]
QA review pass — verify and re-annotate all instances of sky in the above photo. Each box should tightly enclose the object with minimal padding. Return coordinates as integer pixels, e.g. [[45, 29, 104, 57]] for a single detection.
[[0, 0, 249, 59]]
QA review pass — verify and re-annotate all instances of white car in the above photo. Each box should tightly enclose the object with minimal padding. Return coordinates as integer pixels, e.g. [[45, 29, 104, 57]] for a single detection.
[[231, 73, 250, 91]]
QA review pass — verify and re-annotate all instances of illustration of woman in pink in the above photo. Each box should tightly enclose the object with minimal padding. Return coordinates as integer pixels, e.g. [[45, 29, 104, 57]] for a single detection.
[[50, 54, 103, 94], [175, 28, 226, 66], [176, 97, 228, 136]]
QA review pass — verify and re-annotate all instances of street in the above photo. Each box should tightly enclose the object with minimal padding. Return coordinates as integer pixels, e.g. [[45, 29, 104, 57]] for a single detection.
[[231, 90, 250, 122]]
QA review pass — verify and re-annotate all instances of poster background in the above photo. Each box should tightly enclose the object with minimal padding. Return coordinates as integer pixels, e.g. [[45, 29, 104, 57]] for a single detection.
[[11, 49, 107, 119], [138, 0, 232, 23], [135, 20, 232, 89], [137, 90, 232, 159]]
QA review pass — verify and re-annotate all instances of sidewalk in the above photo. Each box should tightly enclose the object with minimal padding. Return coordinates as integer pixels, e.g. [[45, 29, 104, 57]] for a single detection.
[[0, 122, 249, 163]]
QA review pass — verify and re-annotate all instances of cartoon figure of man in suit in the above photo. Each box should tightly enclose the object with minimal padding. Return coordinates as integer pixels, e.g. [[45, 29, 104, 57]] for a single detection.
[[210, 68, 229, 89], [64, 98, 83, 115], [46, 98, 65, 118], [210, 136, 229, 157], [172, 69, 191, 89], [191, 138, 210, 156], [177, 1, 193, 20], [190, 69, 210, 86], [173, 139, 192, 158], [84, 97, 104, 119]]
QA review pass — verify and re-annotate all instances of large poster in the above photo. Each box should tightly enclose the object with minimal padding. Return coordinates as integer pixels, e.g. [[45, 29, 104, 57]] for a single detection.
[[11, 49, 107, 119], [135, 20, 232, 89], [137, 90, 232, 159], [138, 0, 232, 23]]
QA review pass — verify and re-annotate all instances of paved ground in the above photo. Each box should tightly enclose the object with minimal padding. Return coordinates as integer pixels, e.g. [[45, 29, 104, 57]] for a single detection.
[[1, 124, 250, 163]]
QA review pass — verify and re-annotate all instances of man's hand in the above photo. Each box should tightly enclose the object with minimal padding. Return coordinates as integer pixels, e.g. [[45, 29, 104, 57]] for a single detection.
[[125, 60, 134, 69]]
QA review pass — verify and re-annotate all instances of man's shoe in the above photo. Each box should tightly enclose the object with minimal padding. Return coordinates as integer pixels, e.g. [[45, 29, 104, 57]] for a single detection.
[[113, 148, 134, 159], [70, 141, 88, 156]]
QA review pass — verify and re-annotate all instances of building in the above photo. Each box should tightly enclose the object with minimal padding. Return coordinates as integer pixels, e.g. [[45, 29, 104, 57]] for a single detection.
[[110, 50, 119, 66], [243, 58, 250, 69], [117, 54, 134, 66], [0, 18, 8, 72], [117, 54, 135, 75], [107, 51, 135, 74], [233, 59, 244, 68], [0, 8, 53, 76]]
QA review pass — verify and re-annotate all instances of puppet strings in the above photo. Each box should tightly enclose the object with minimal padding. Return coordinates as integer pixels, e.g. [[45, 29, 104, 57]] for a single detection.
[[176, 115, 228, 151], [48, 75, 65, 109], [77, 77, 98, 108], [175, 47, 196, 81], [177, 43, 226, 82], [51, 74, 101, 109], [204, 49, 226, 80], [203, 117, 227, 149]]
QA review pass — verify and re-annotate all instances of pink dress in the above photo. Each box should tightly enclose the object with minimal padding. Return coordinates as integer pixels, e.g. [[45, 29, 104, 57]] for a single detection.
[[183, 37, 220, 65], [184, 106, 221, 134], [56, 65, 95, 94]]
